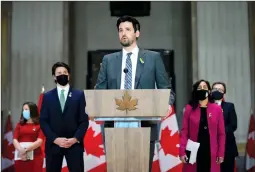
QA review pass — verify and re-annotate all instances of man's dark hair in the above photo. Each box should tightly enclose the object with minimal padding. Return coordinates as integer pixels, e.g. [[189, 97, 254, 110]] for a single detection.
[[52, 62, 70, 76], [212, 82, 227, 93], [116, 15, 140, 32]]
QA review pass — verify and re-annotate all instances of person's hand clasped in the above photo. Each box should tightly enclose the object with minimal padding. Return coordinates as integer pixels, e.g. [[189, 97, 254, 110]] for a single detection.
[[54, 137, 68, 148], [216, 157, 224, 164], [18, 147, 26, 155], [64, 138, 78, 148], [54, 137, 78, 148]]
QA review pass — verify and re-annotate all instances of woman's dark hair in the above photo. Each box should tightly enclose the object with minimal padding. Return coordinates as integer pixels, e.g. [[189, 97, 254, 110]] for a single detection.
[[19, 102, 39, 125], [188, 79, 213, 110]]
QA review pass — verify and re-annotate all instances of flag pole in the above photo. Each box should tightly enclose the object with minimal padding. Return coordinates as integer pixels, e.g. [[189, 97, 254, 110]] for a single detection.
[[41, 84, 45, 93]]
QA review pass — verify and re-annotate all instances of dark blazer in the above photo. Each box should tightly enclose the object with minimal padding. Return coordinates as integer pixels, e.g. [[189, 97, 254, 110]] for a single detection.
[[221, 101, 238, 157], [95, 49, 175, 105], [40, 87, 89, 154]]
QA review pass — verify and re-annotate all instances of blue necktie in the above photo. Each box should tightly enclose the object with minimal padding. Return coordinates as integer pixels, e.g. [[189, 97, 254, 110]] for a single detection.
[[115, 52, 139, 128], [124, 52, 132, 89]]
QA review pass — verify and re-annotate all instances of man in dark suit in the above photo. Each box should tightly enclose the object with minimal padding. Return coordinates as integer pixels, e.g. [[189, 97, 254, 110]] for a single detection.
[[212, 82, 238, 172], [95, 15, 175, 171], [40, 62, 89, 172]]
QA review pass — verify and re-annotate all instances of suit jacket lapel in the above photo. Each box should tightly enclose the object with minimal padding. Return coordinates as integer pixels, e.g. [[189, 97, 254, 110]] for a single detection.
[[135, 49, 146, 88], [53, 88, 63, 114], [116, 51, 122, 89], [221, 101, 227, 117], [63, 87, 72, 114]]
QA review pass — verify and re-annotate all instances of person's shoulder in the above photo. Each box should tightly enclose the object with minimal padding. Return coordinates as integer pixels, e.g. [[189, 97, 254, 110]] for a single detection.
[[142, 49, 161, 57], [210, 103, 221, 109], [103, 51, 120, 59], [184, 104, 192, 112], [43, 88, 56, 97], [224, 101, 234, 107], [209, 103, 223, 115], [70, 88, 84, 96], [15, 122, 21, 128]]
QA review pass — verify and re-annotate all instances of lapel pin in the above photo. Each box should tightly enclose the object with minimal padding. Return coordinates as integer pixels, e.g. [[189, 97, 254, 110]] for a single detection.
[[139, 57, 144, 64], [69, 92, 72, 97], [33, 128, 36, 131], [209, 113, 212, 118]]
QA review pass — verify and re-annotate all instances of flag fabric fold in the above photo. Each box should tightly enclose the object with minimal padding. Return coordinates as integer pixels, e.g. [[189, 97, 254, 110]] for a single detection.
[[84, 120, 107, 172], [152, 106, 183, 172], [1, 114, 15, 172], [246, 112, 255, 172]]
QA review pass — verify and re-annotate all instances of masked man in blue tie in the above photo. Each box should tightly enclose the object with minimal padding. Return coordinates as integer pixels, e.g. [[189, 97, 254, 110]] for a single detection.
[[40, 62, 89, 172]]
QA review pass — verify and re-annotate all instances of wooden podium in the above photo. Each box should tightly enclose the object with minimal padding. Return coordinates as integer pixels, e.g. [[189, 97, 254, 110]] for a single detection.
[[84, 89, 170, 172]]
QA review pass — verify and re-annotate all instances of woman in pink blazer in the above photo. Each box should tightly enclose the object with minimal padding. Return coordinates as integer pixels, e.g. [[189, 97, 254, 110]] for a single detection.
[[179, 79, 226, 172]]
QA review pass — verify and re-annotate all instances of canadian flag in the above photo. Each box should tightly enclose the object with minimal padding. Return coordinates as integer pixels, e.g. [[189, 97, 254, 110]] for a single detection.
[[152, 142, 161, 172], [1, 114, 15, 172], [246, 112, 255, 172], [152, 106, 183, 172], [83, 120, 107, 172]]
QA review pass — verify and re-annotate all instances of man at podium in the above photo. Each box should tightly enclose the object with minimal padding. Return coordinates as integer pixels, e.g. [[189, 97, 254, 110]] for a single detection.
[[95, 15, 175, 172]]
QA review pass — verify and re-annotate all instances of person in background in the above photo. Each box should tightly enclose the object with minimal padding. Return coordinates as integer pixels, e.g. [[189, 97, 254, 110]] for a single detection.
[[40, 62, 89, 172], [211, 82, 238, 172], [13, 102, 44, 172], [179, 79, 225, 172]]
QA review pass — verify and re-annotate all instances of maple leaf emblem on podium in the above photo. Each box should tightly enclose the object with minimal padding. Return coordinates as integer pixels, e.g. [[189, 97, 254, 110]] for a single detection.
[[115, 91, 138, 112]]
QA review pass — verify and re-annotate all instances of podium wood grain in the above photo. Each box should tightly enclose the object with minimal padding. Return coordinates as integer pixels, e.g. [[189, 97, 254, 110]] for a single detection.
[[84, 89, 170, 117], [105, 128, 151, 172]]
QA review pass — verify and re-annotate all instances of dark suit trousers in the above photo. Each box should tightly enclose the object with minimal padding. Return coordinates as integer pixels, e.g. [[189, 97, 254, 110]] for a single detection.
[[220, 155, 235, 172], [46, 144, 84, 172]]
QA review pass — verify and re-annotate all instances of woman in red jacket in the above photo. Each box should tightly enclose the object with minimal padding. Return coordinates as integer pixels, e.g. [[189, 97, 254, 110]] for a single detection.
[[13, 102, 44, 172], [179, 79, 226, 172]]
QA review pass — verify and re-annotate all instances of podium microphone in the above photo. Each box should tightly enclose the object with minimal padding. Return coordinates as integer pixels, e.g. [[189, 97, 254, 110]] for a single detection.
[[123, 68, 128, 74]]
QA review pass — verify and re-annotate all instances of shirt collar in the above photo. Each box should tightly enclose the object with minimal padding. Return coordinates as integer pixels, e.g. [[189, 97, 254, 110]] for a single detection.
[[122, 46, 139, 57], [215, 100, 222, 106], [57, 84, 70, 94]]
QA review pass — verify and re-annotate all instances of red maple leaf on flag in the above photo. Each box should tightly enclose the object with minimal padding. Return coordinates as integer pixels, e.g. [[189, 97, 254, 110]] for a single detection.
[[2, 139, 14, 160], [84, 127, 104, 158], [160, 127, 179, 157]]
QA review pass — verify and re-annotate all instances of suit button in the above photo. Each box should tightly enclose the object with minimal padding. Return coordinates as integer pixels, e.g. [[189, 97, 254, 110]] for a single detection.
[[204, 126, 207, 129]]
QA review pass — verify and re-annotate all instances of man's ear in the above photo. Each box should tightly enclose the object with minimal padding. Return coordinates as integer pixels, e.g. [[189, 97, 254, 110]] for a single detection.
[[135, 30, 140, 39]]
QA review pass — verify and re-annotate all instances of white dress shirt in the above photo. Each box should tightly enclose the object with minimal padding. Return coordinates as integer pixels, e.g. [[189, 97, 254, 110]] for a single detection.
[[57, 84, 70, 102], [215, 100, 222, 106], [120, 46, 139, 89]]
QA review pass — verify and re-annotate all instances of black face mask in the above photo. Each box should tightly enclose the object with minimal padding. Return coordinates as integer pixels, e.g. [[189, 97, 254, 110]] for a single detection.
[[195, 90, 208, 101], [56, 74, 69, 86], [212, 91, 224, 100]]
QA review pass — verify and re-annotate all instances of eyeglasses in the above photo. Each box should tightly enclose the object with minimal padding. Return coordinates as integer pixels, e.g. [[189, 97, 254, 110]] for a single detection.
[[212, 88, 224, 93]]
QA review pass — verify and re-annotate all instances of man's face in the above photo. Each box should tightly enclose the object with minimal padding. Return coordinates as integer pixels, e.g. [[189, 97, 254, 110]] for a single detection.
[[53, 67, 69, 81], [118, 21, 140, 47], [212, 84, 225, 94]]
